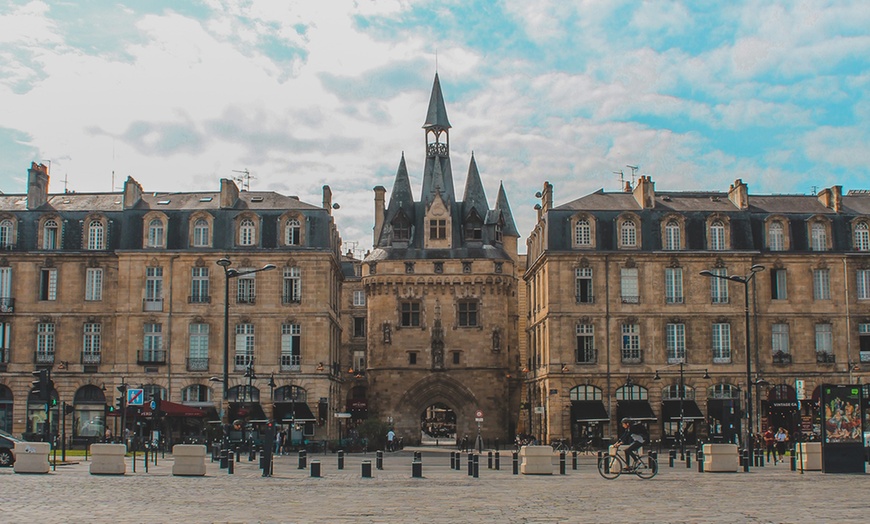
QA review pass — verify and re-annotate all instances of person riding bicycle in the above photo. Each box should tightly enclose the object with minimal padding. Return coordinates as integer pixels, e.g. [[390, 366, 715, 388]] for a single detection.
[[614, 418, 646, 470]]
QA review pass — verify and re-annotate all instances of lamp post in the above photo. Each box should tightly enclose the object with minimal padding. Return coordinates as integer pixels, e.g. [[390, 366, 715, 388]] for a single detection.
[[216, 258, 276, 423], [701, 264, 764, 472], [654, 363, 710, 459]]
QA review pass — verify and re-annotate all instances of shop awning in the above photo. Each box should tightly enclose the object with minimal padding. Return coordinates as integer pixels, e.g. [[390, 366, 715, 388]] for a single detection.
[[661, 400, 705, 421], [273, 402, 316, 422], [229, 403, 266, 421], [616, 400, 657, 422], [571, 400, 609, 422], [140, 400, 206, 418]]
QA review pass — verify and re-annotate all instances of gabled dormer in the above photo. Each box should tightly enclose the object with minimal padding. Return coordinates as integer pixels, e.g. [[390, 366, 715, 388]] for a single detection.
[[463, 208, 484, 244], [424, 189, 452, 249]]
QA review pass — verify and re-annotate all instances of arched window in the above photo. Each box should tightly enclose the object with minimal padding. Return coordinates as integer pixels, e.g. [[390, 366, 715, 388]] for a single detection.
[[286, 218, 301, 245], [811, 222, 827, 251], [710, 221, 725, 250], [621, 220, 637, 248], [708, 383, 740, 399], [239, 218, 255, 246], [87, 221, 104, 250], [193, 219, 209, 247], [43, 219, 58, 250], [274, 385, 307, 402], [569, 384, 602, 401], [768, 221, 784, 251], [615, 383, 648, 400], [181, 384, 212, 403], [855, 222, 869, 252], [464, 216, 483, 241], [664, 220, 680, 250], [662, 384, 695, 400], [147, 219, 164, 248], [0, 220, 13, 247], [574, 219, 591, 247]]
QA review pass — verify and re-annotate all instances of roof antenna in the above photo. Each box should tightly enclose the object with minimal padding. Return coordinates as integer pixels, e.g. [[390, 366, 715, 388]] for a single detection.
[[626, 165, 639, 185], [232, 169, 255, 191]]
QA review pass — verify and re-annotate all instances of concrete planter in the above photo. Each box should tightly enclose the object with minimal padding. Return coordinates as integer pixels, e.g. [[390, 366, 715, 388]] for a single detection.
[[13, 441, 51, 474], [702, 443, 739, 472], [89, 443, 127, 475], [520, 445, 553, 475], [172, 444, 207, 476], [797, 442, 821, 471]]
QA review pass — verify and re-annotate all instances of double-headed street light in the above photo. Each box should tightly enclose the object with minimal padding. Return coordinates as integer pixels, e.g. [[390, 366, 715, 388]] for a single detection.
[[701, 263, 764, 472], [216, 258, 276, 422]]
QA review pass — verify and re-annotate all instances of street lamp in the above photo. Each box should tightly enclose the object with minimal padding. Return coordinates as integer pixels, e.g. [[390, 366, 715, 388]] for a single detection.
[[654, 363, 710, 459], [701, 263, 764, 472], [217, 258, 276, 423]]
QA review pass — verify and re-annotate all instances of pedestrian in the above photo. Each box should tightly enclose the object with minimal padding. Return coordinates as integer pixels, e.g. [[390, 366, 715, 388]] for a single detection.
[[104, 427, 113, 443], [775, 427, 788, 462], [763, 427, 776, 463], [386, 428, 395, 452]]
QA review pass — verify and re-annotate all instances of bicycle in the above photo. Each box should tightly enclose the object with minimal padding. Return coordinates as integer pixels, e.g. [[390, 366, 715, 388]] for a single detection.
[[575, 438, 595, 455], [597, 450, 658, 479], [550, 439, 570, 453]]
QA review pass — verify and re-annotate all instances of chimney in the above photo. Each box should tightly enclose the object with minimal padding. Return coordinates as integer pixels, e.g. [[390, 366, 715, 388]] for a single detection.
[[818, 185, 843, 213], [219, 178, 240, 209], [322, 185, 333, 215], [632, 175, 655, 209], [26, 162, 50, 210], [623, 181, 632, 193], [540, 181, 554, 214], [728, 179, 749, 210], [122, 176, 143, 209], [373, 186, 386, 246]]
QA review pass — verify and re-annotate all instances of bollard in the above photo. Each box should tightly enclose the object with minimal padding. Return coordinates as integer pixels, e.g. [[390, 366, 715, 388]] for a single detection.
[[572, 450, 578, 470], [248, 446, 255, 462], [235, 447, 241, 462], [376, 450, 384, 470], [488, 451, 493, 469], [669, 449, 676, 468], [758, 449, 765, 468], [219, 447, 228, 469], [259, 449, 267, 470], [455, 452, 462, 471], [698, 449, 704, 473], [338, 450, 345, 470], [414, 451, 421, 462], [473, 454, 479, 478], [450, 451, 456, 470], [742, 448, 750, 473], [790, 455, 796, 471], [686, 452, 691, 468], [467, 453, 474, 476], [310, 459, 321, 478], [227, 451, 234, 474], [495, 451, 500, 470], [738, 448, 744, 467], [412, 460, 423, 478], [559, 451, 566, 475], [512, 451, 519, 475], [361, 460, 372, 478], [298, 450, 307, 469]]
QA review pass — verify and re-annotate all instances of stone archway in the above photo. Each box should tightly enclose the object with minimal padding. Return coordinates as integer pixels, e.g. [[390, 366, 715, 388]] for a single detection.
[[394, 374, 478, 445]]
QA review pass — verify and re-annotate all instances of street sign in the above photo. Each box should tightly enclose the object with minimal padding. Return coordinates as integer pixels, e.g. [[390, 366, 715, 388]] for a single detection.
[[127, 388, 144, 405], [795, 379, 806, 400], [475, 418, 484, 423], [534, 407, 545, 414], [475, 410, 483, 418], [334, 412, 352, 418]]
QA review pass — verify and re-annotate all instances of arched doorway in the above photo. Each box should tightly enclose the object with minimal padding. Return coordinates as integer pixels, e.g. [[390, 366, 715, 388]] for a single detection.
[[569, 385, 607, 448], [764, 384, 799, 435], [0, 385, 12, 432], [420, 403, 456, 444], [707, 383, 741, 444], [27, 386, 58, 440]]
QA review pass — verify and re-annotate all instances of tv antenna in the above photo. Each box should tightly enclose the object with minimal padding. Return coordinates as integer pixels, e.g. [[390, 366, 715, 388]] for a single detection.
[[626, 165, 639, 185], [232, 169, 255, 191]]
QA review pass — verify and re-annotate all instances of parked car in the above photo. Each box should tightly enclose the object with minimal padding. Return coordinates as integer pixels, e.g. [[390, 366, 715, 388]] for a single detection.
[[0, 429, 22, 467]]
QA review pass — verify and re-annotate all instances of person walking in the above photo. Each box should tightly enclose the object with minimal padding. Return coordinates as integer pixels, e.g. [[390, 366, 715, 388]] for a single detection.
[[774, 427, 788, 463], [763, 427, 776, 463], [386, 428, 396, 452]]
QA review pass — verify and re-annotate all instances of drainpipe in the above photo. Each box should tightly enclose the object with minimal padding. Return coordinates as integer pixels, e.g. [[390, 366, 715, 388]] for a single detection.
[[604, 253, 611, 440], [844, 257, 852, 382], [167, 254, 180, 400]]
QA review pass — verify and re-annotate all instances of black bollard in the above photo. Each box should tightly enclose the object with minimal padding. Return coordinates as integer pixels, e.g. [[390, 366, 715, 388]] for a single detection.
[[790, 455, 797, 471], [219, 447, 228, 469], [572, 450, 578, 470], [758, 449, 765, 468], [559, 451, 566, 475], [412, 460, 423, 478], [698, 449, 704, 473], [376, 450, 384, 470], [248, 446, 255, 461], [495, 451, 500, 470], [228, 451, 234, 474], [235, 446, 241, 462], [450, 451, 456, 470], [742, 448, 749, 473], [259, 449, 267, 470], [669, 449, 676, 468], [310, 459, 321, 478], [361, 460, 372, 478], [338, 450, 345, 470], [488, 451, 493, 469], [467, 453, 473, 476], [298, 450, 307, 469], [473, 454, 479, 478], [686, 452, 691, 468], [512, 451, 519, 475]]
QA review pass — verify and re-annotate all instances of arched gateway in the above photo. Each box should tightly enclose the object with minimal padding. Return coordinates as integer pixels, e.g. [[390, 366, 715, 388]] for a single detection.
[[394, 375, 478, 445]]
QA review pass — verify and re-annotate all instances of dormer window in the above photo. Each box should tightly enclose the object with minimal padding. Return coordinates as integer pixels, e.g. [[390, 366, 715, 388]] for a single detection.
[[575, 219, 591, 247], [855, 222, 869, 252], [239, 218, 255, 246], [621, 220, 637, 248], [286, 218, 301, 245], [664, 220, 680, 251], [193, 219, 210, 247], [710, 221, 725, 250], [464, 217, 483, 241], [147, 219, 165, 248], [393, 216, 410, 242], [43, 219, 58, 250], [87, 220, 105, 250], [768, 221, 785, 251], [429, 219, 446, 240], [810, 222, 827, 252], [0, 220, 13, 248]]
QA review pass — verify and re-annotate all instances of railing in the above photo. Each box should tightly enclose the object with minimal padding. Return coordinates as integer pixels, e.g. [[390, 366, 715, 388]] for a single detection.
[[282, 295, 301, 305], [187, 357, 209, 371], [34, 352, 55, 364], [575, 295, 594, 304], [621, 348, 643, 363], [137, 349, 167, 364], [772, 352, 792, 364], [237, 295, 256, 305], [143, 298, 164, 311], [816, 352, 836, 364], [0, 297, 14, 313], [188, 295, 211, 304], [665, 296, 684, 304], [620, 295, 639, 304], [280, 354, 301, 371], [576, 348, 596, 364], [81, 352, 101, 365]]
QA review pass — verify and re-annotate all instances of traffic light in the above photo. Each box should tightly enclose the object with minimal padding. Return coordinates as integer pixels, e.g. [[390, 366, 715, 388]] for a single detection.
[[63, 402, 73, 416], [30, 369, 52, 402]]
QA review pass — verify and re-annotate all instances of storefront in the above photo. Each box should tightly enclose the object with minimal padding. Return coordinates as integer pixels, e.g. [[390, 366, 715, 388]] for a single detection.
[[706, 383, 741, 444], [763, 384, 799, 435]]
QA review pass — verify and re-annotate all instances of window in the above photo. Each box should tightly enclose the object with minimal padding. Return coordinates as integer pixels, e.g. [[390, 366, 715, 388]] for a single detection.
[[570, 384, 603, 401], [353, 290, 366, 307], [237, 270, 256, 304], [0, 321, 10, 363], [429, 219, 446, 240], [494, 262, 503, 274], [282, 267, 301, 304], [280, 323, 301, 370], [147, 219, 164, 248], [0, 220, 12, 247], [855, 222, 869, 251], [574, 219, 591, 246], [145, 267, 163, 310], [409, 352, 417, 365], [193, 219, 210, 247], [811, 222, 827, 251], [712, 323, 731, 363], [664, 221, 680, 250], [143, 323, 163, 361], [286, 219, 301, 245], [234, 323, 254, 368], [815, 323, 833, 358], [353, 350, 365, 373], [452, 352, 460, 365], [239, 218, 255, 246], [709, 383, 740, 399], [85, 268, 103, 301], [575, 268, 594, 303], [665, 268, 683, 304], [87, 220, 104, 250], [858, 269, 870, 300], [187, 267, 209, 303], [768, 221, 784, 251], [43, 219, 58, 250], [400, 301, 421, 327], [665, 323, 685, 363], [710, 268, 728, 303], [36, 323, 55, 363], [434, 262, 443, 274], [393, 216, 409, 241], [82, 323, 101, 363], [616, 383, 648, 401], [464, 218, 483, 241], [353, 317, 366, 338], [710, 221, 725, 250], [859, 324, 870, 362], [188, 323, 209, 371], [575, 323, 595, 363], [621, 324, 641, 362], [0, 267, 10, 310], [39, 268, 57, 301], [771, 269, 787, 300], [813, 269, 830, 300], [458, 300, 478, 327], [620, 267, 639, 303], [772, 323, 790, 358], [182, 384, 211, 403], [621, 220, 637, 247]]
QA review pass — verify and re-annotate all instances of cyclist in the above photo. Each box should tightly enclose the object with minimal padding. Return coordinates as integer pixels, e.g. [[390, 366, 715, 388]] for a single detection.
[[614, 418, 646, 470]]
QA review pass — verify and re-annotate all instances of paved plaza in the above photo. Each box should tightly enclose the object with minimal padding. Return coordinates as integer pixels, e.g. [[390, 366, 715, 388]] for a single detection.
[[0, 448, 867, 523]]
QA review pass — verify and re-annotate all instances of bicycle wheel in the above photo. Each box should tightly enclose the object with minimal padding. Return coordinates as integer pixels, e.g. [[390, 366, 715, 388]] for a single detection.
[[598, 455, 622, 479], [634, 456, 658, 479]]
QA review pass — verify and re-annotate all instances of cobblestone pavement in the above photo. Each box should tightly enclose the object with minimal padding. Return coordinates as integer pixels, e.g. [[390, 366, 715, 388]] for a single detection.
[[0, 448, 867, 523]]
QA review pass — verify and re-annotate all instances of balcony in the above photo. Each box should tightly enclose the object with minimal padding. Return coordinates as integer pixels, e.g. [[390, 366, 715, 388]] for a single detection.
[[187, 357, 209, 371], [772, 351, 792, 365], [621, 348, 643, 364], [143, 298, 164, 312], [237, 296, 256, 305], [188, 295, 211, 304], [575, 348, 597, 364], [282, 295, 301, 305], [0, 297, 13, 313], [81, 352, 101, 365], [620, 295, 639, 304], [816, 352, 836, 364], [137, 350, 166, 365], [280, 354, 301, 371], [34, 352, 54, 365]]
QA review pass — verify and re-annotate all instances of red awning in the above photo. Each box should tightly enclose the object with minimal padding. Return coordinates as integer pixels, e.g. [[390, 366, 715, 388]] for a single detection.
[[140, 400, 206, 418]]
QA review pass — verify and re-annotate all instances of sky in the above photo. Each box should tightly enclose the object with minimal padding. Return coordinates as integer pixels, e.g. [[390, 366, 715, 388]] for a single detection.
[[1, 0, 869, 256]]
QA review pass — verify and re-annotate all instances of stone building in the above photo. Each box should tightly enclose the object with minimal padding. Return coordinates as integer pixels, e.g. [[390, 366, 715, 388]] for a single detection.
[[360, 74, 522, 445], [0, 163, 344, 445], [524, 177, 870, 447]]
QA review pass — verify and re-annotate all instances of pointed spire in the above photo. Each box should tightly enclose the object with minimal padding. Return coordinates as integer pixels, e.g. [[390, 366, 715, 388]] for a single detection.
[[462, 153, 489, 220], [423, 73, 451, 130], [495, 181, 519, 237], [381, 154, 415, 244]]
